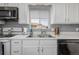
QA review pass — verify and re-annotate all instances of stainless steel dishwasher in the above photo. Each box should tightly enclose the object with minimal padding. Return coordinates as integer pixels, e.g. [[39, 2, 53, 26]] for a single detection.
[[58, 39, 79, 55], [0, 40, 10, 55]]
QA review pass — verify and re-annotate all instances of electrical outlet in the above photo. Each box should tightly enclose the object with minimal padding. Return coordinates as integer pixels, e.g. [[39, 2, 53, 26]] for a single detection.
[[76, 28, 79, 32]]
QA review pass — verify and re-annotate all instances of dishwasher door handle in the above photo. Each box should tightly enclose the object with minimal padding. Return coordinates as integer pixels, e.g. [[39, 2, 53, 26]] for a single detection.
[[1, 42, 4, 55]]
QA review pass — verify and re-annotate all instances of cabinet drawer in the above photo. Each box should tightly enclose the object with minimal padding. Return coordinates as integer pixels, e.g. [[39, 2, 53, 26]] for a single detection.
[[23, 40, 39, 47], [40, 40, 57, 47], [11, 47, 21, 55], [11, 40, 21, 46]]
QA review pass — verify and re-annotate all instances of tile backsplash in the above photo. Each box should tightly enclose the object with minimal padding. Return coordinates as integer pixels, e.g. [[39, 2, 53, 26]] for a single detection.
[[51, 24, 79, 32], [1, 21, 79, 33], [3, 21, 29, 28]]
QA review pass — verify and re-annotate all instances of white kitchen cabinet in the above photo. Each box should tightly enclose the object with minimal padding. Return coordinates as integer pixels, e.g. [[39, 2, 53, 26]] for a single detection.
[[51, 3, 79, 24], [18, 4, 29, 24], [11, 40, 22, 55], [50, 4, 55, 24], [40, 40, 57, 55], [25, 4, 29, 24], [66, 4, 79, 24], [40, 47, 57, 55], [54, 3, 66, 24], [23, 40, 39, 55], [23, 39, 57, 55]]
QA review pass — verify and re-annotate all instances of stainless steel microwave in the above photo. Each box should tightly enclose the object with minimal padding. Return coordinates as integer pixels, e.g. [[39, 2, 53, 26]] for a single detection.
[[0, 7, 18, 20]]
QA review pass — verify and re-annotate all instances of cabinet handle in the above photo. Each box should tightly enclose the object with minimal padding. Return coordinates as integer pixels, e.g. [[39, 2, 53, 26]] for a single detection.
[[42, 48, 43, 53], [37, 47, 39, 53]]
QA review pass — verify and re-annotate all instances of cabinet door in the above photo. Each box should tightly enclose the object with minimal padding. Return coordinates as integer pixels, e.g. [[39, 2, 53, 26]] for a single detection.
[[50, 4, 54, 24], [25, 4, 29, 24], [18, 3, 28, 24], [18, 3, 25, 24], [40, 40, 57, 47], [40, 40, 57, 55], [54, 3, 66, 24], [40, 47, 57, 55], [67, 4, 79, 24], [23, 40, 39, 55]]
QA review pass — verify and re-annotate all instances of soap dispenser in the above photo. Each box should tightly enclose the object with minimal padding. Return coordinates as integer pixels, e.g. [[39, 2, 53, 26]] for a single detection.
[[54, 27, 60, 36], [29, 25, 33, 36]]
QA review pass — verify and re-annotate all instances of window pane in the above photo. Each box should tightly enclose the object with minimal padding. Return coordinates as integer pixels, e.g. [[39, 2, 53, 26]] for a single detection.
[[31, 19, 40, 29], [40, 19, 48, 29], [31, 19, 39, 24]]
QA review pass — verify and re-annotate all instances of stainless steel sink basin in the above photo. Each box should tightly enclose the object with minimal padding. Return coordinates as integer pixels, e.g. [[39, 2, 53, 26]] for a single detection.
[[28, 34, 55, 38], [38, 35, 52, 37]]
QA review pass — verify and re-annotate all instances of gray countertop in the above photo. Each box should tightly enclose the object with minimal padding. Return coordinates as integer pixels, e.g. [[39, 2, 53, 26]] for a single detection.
[[0, 32, 79, 40]]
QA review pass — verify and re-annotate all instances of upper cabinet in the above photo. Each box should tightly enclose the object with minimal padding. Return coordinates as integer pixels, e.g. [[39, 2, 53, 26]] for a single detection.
[[66, 3, 79, 24], [18, 4, 25, 24], [18, 4, 29, 24], [50, 4, 55, 24], [53, 3, 66, 24], [51, 3, 79, 24]]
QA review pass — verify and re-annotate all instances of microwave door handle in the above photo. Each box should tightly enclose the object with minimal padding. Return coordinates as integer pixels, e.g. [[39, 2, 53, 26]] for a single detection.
[[9, 11, 11, 17]]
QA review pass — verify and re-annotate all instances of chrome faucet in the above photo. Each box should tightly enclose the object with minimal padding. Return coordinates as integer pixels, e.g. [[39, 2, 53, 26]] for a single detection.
[[41, 30, 46, 37]]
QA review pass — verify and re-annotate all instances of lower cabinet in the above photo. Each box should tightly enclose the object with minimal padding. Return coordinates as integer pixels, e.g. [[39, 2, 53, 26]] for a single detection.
[[23, 40, 39, 55], [23, 39, 57, 55], [40, 40, 57, 55], [11, 39, 57, 55]]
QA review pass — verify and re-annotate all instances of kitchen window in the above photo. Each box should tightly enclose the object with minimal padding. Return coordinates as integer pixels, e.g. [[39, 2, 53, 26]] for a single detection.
[[29, 5, 51, 29]]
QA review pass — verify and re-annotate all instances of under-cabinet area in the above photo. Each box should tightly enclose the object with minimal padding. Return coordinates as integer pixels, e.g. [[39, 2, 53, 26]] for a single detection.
[[0, 3, 79, 55]]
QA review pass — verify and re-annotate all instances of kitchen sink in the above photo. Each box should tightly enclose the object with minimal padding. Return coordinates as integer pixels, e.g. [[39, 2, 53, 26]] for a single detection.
[[28, 34, 55, 38], [38, 34, 53, 37]]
